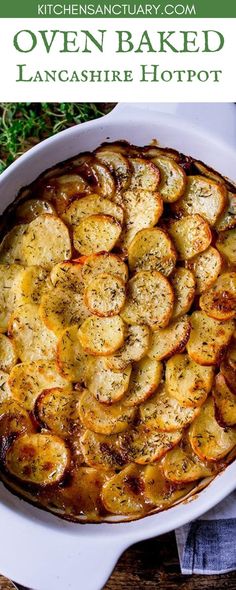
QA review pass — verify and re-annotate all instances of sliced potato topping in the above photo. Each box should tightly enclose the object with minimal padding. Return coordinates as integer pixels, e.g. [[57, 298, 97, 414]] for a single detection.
[[40, 287, 89, 337], [0, 264, 23, 332], [187, 311, 235, 366], [173, 176, 227, 225], [78, 388, 135, 434], [121, 270, 174, 329], [8, 360, 67, 410], [128, 227, 176, 276], [0, 370, 12, 403], [84, 273, 126, 317], [104, 324, 150, 372], [9, 303, 57, 362], [15, 198, 55, 223], [216, 228, 236, 265], [125, 425, 182, 464], [140, 383, 200, 432], [81, 252, 128, 284], [215, 192, 236, 232], [171, 268, 195, 319], [189, 397, 236, 461], [213, 373, 236, 427], [87, 358, 131, 403], [0, 224, 27, 265], [129, 158, 160, 191], [43, 173, 88, 215], [151, 156, 186, 202], [119, 189, 163, 249], [35, 386, 81, 437], [147, 316, 191, 361], [124, 358, 162, 407], [0, 334, 17, 373], [78, 315, 125, 356], [81, 430, 129, 470], [92, 160, 116, 200], [220, 344, 236, 394], [50, 261, 83, 291], [200, 272, 236, 321], [187, 246, 222, 294], [142, 145, 181, 161], [14, 265, 49, 305], [5, 433, 70, 486], [22, 214, 71, 268], [101, 464, 147, 515], [168, 214, 212, 260], [143, 463, 193, 507], [0, 400, 34, 439], [166, 354, 214, 407], [73, 214, 122, 255], [95, 149, 131, 191], [57, 325, 89, 383], [63, 194, 124, 227], [162, 439, 219, 483]]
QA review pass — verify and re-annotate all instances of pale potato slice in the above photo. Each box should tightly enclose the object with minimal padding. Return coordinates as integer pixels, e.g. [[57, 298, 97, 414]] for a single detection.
[[186, 311, 235, 366], [0, 400, 34, 438], [22, 214, 71, 268], [0, 264, 24, 332], [78, 315, 125, 356], [215, 192, 236, 232], [124, 358, 163, 407], [5, 433, 70, 486], [189, 396, 236, 461], [8, 359, 67, 410], [143, 463, 193, 507], [187, 246, 222, 294], [84, 273, 126, 317], [173, 176, 227, 225], [14, 265, 49, 305], [151, 156, 186, 202], [129, 158, 160, 191], [78, 388, 135, 434], [170, 268, 195, 319], [216, 229, 236, 265], [140, 383, 200, 432], [0, 370, 12, 403], [87, 358, 131, 403], [40, 288, 90, 337], [57, 325, 89, 383], [119, 189, 163, 248], [126, 425, 182, 464], [0, 224, 27, 264], [166, 354, 214, 407], [104, 325, 150, 372], [168, 214, 212, 260], [101, 464, 146, 515], [50, 261, 84, 292], [95, 149, 131, 191], [73, 214, 122, 255], [0, 334, 17, 373], [34, 386, 81, 437], [213, 373, 236, 427], [162, 440, 219, 483], [128, 227, 176, 276], [15, 198, 55, 223], [200, 272, 236, 321], [9, 303, 57, 362], [147, 316, 191, 361], [81, 430, 129, 470], [121, 271, 174, 329], [81, 252, 128, 284], [62, 194, 124, 227]]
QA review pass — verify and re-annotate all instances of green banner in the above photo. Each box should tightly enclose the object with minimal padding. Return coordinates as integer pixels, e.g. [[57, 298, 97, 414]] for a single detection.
[[0, 0, 235, 18]]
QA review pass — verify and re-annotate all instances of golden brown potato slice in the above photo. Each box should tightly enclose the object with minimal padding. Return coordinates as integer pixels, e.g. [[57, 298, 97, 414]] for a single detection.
[[104, 324, 150, 372], [14, 265, 49, 305], [215, 192, 236, 232], [50, 261, 84, 292], [0, 370, 12, 403], [84, 273, 126, 317], [0, 263, 23, 332], [101, 464, 147, 515], [5, 433, 70, 486], [186, 311, 235, 366], [78, 388, 135, 434], [0, 400, 35, 440], [87, 358, 131, 403], [173, 176, 227, 225], [22, 214, 71, 268], [129, 158, 160, 191], [124, 358, 162, 407], [200, 272, 236, 321], [40, 287, 90, 337], [140, 383, 200, 432], [143, 463, 193, 507], [189, 396, 236, 461], [216, 228, 236, 265], [73, 214, 122, 255], [8, 360, 67, 410], [95, 149, 131, 191], [0, 334, 17, 373], [81, 252, 128, 284], [147, 316, 191, 361], [121, 271, 174, 329], [166, 354, 214, 407], [220, 344, 236, 394], [142, 145, 181, 161], [78, 315, 125, 356], [92, 160, 116, 200], [170, 268, 195, 319], [151, 156, 186, 202], [187, 246, 222, 294], [34, 386, 81, 437], [9, 303, 57, 362], [63, 194, 124, 227], [213, 373, 236, 427], [126, 425, 182, 464], [15, 198, 55, 223], [119, 190, 163, 249], [162, 439, 219, 483], [193, 160, 229, 186], [0, 224, 27, 264], [43, 173, 88, 215], [81, 430, 129, 470], [57, 325, 89, 383], [128, 227, 176, 276], [168, 214, 212, 260]]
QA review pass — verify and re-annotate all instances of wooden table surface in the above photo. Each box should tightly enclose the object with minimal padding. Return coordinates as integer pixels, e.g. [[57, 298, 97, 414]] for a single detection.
[[1, 531, 235, 590]]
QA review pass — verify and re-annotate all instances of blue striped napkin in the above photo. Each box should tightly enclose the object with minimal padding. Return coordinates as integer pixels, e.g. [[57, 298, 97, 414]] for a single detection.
[[175, 491, 236, 574]]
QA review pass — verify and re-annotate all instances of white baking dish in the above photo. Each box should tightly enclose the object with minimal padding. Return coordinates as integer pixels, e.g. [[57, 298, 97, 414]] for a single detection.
[[0, 103, 235, 590]]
